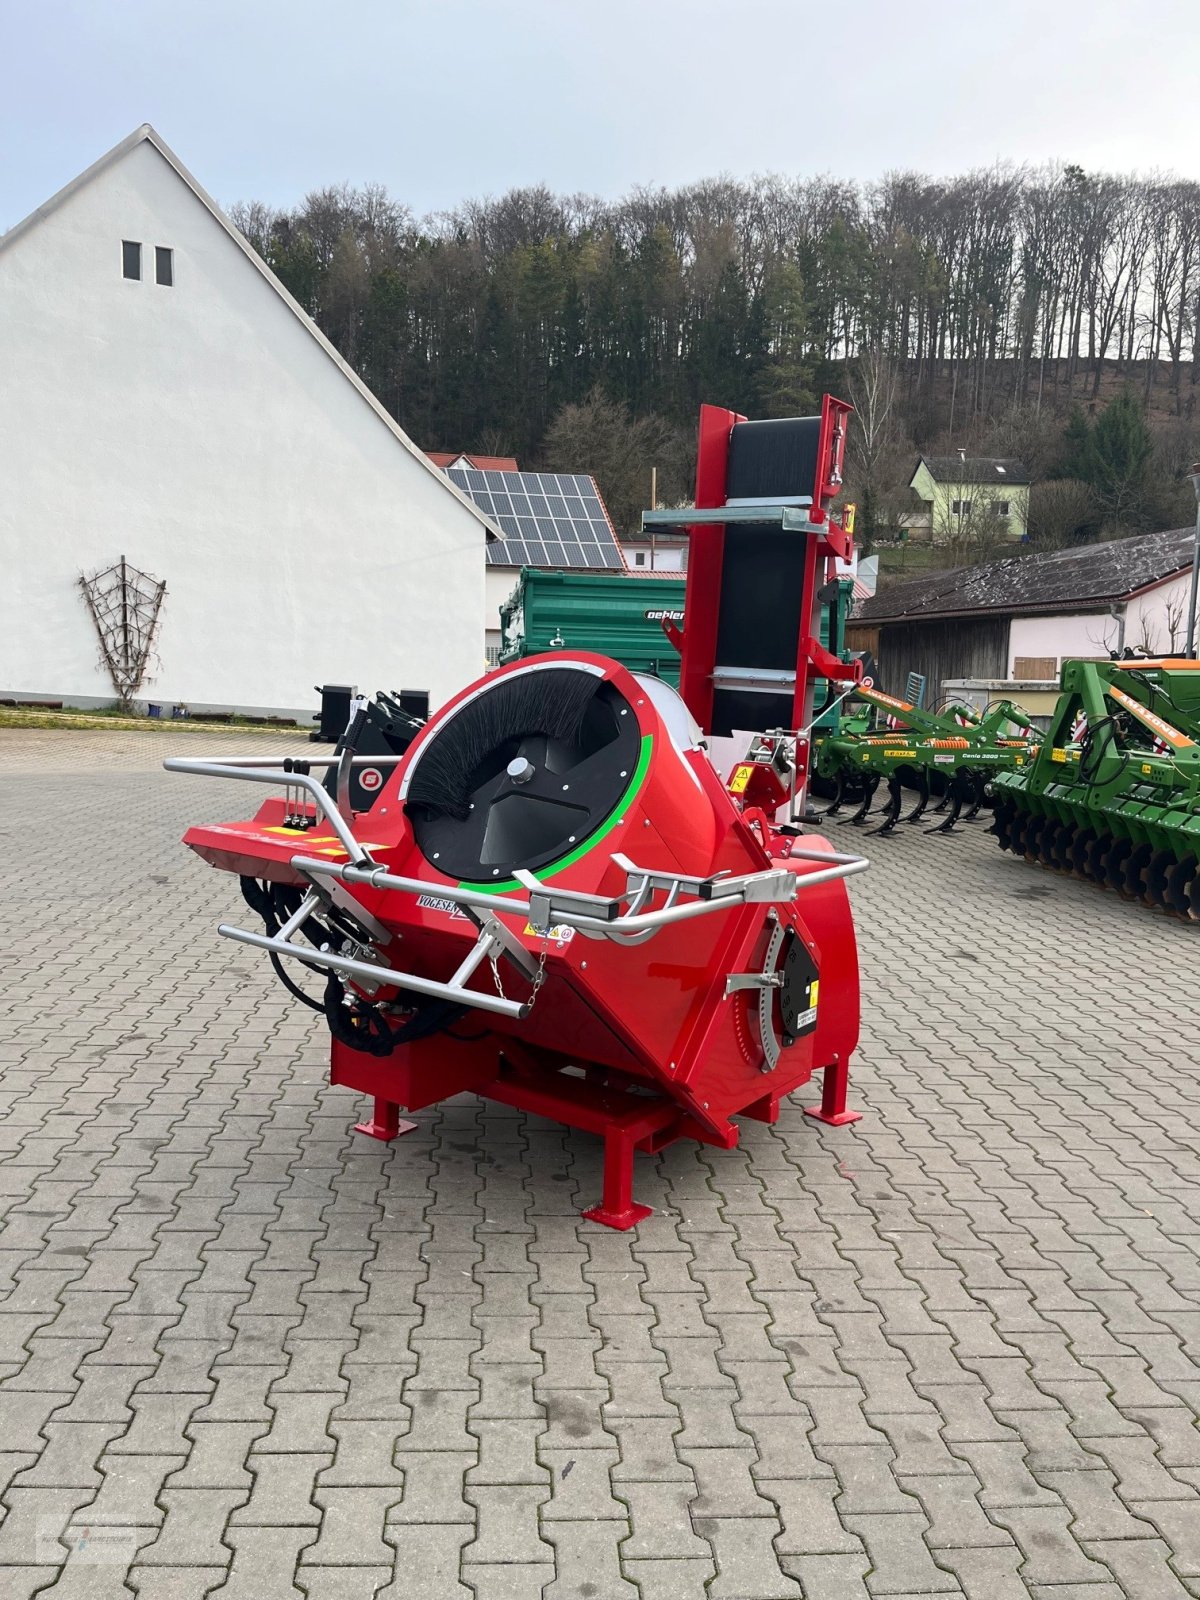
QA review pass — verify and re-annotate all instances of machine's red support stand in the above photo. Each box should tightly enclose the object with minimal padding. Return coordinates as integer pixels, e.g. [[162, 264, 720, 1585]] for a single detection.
[[354, 1097, 418, 1141], [583, 1123, 655, 1231], [804, 1058, 862, 1127]]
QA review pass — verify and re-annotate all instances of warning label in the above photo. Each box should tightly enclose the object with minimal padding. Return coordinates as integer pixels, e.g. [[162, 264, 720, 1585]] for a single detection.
[[523, 922, 576, 947]]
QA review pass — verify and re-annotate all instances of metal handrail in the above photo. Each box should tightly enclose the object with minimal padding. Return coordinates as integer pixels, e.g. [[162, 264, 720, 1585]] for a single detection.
[[169, 750, 869, 1020], [163, 756, 369, 863], [216, 923, 529, 1019], [165, 752, 401, 769], [295, 851, 868, 941]]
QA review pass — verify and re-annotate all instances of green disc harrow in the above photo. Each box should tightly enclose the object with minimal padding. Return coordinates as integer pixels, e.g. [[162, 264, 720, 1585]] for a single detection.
[[813, 683, 1042, 835], [992, 657, 1200, 916]]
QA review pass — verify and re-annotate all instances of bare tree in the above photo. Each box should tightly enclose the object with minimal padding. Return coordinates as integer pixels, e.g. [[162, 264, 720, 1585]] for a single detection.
[[1026, 479, 1094, 549], [847, 348, 898, 548], [542, 388, 691, 536]]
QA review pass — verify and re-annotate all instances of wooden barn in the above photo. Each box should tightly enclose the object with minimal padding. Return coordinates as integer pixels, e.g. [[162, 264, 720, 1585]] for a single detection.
[[848, 528, 1196, 702]]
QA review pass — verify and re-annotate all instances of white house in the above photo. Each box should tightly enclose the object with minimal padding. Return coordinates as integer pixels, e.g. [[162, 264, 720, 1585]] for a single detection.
[[0, 125, 498, 718], [618, 528, 688, 574]]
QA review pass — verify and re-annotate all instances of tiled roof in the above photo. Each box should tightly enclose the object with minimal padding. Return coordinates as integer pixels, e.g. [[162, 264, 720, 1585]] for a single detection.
[[856, 527, 1195, 624], [913, 456, 1031, 487], [426, 452, 520, 472]]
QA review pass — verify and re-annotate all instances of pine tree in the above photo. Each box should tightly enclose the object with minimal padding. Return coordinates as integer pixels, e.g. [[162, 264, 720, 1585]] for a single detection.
[[1087, 390, 1154, 524]]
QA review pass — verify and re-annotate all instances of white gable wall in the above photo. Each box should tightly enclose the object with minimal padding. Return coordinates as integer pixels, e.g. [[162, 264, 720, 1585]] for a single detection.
[[0, 136, 488, 715], [1007, 573, 1193, 675]]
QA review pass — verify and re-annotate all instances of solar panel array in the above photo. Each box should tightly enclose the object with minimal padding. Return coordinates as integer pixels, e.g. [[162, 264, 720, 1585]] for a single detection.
[[447, 467, 625, 571]]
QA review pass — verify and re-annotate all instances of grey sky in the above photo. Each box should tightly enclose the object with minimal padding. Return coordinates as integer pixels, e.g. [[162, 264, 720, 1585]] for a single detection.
[[3, 0, 1199, 231]]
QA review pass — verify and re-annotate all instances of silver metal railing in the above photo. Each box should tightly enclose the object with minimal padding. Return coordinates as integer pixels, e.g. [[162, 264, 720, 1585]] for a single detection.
[[167, 751, 868, 1019]]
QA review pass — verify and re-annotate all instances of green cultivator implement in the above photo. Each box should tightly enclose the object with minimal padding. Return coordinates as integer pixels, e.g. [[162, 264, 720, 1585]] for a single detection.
[[992, 657, 1200, 916], [814, 684, 1042, 835]]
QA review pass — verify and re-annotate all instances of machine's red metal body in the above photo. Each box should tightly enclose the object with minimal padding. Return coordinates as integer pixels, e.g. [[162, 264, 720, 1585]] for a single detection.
[[175, 397, 865, 1227], [182, 656, 861, 1225], [678, 393, 860, 796]]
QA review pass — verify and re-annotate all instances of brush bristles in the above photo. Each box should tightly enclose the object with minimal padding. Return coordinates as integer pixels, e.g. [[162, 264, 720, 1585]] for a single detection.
[[406, 668, 602, 821]]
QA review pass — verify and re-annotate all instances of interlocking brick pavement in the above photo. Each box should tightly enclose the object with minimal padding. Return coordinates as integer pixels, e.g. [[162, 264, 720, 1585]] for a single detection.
[[3, 725, 1200, 1598]]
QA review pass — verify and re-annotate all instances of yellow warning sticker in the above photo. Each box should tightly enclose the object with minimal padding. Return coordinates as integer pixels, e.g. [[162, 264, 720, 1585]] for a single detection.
[[523, 922, 576, 946], [729, 765, 753, 794], [1051, 749, 1067, 763]]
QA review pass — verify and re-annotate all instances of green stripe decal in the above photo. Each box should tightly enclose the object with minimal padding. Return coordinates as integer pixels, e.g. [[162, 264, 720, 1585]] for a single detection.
[[464, 733, 654, 894]]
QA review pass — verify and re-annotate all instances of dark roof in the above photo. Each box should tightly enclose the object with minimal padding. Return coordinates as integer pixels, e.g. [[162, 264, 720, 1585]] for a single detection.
[[913, 456, 1031, 487], [856, 527, 1195, 625], [447, 467, 626, 572]]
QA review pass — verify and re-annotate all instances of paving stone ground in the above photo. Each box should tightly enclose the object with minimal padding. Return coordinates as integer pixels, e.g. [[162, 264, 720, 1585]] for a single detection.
[[2, 726, 1200, 1599]]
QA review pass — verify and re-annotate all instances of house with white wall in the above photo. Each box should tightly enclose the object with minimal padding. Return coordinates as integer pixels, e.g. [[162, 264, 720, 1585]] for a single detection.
[[847, 527, 1196, 705], [0, 124, 498, 717], [904, 456, 1031, 543]]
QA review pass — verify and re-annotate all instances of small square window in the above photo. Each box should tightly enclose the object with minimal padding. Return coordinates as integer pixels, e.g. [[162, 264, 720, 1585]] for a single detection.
[[997, 500, 1010, 517], [122, 240, 142, 280], [634, 551, 646, 566], [155, 247, 173, 286]]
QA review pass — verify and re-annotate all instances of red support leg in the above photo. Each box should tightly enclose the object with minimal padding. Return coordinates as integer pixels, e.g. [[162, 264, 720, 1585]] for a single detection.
[[804, 1056, 862, 1127], [354, 1097, 417, 1141], [581, 1127, 652, 1231]]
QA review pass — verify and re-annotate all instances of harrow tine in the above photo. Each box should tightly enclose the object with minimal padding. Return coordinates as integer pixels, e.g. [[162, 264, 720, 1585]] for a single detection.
[[962, 773, 987, 822], [903, 771, 931, 824], [808, 772, 846, 819], [844, 775, 880, 826], [926, 775, 965, 834], [867, 774, 903, 836]]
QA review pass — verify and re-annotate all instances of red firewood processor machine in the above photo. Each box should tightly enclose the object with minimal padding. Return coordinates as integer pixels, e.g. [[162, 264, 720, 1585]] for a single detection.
[[169, 396, 866, 1227]]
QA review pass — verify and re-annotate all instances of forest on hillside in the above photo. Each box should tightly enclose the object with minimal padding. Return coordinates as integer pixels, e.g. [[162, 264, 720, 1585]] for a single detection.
[[230, 165, 1200, 553]]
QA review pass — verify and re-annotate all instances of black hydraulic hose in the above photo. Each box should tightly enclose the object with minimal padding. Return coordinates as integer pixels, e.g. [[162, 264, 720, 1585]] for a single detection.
[[240, 876, 470, 1052], [1078, 717, 1129, 785], [269, 953, 326, 1013], [239, 876, 327, 1012]]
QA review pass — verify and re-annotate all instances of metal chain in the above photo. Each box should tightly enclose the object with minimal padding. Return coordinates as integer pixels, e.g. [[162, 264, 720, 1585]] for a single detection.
[[528, 929, 551, 1006], [490, 927, 552, 1011], [488, 949, 506, 1001]]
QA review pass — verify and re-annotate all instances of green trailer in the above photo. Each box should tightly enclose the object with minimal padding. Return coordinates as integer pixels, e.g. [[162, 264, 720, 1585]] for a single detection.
[[499, 567, 856, 713], [499, 569, 686, 685]]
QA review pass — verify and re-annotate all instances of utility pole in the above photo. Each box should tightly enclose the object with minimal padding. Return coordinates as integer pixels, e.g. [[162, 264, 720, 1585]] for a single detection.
[[650, 467, 658, 570], [1188, 464, 1200, 658]]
